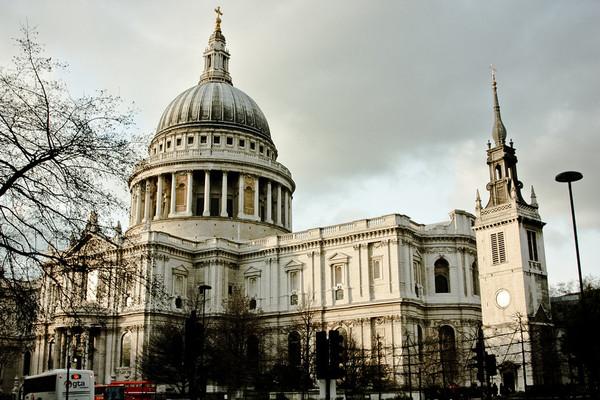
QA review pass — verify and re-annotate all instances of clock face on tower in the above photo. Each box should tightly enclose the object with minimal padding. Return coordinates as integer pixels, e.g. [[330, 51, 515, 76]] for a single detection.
[[495, 289, 511, 309]]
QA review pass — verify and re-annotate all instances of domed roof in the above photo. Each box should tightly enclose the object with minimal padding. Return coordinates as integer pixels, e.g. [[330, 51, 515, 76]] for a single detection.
[[156, 82, 271, 141]]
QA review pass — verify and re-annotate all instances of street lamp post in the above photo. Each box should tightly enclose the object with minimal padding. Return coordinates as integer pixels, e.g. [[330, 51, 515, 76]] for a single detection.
[[555, 171, 584, 297], [198, 284, 211, 400]]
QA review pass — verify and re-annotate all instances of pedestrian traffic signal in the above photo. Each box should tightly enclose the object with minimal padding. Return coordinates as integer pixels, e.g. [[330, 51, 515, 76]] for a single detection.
[[316, 331, 328, 379], [470, 328, 486, 383], [485, 353, 497, 377], [328, 330, 345, 379]]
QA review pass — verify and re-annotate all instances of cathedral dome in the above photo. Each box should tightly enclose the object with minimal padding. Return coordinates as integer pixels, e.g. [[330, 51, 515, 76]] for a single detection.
[[156, 81, 271, 142]]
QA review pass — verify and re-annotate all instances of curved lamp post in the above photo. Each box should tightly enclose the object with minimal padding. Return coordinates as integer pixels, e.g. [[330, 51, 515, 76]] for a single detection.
[[555, 171, 584, 296], [198, 284, 211, 400]]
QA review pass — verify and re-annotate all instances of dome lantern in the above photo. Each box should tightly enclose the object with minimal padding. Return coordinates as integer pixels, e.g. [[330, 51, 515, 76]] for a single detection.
[[199, 7, 232, 85]]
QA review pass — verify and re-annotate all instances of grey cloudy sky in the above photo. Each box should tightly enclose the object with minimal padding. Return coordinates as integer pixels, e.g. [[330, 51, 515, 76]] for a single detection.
[[1, 0, 598, 286]]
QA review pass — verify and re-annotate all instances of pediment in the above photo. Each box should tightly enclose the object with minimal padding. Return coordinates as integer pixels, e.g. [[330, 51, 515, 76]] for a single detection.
[[413, 249, 423, 260], [244, 266, 262, 277], [67, 232, 117, 256], [284, 259, 304, 271], [172, 264, 189, 275], [328, 252, 350, 263]]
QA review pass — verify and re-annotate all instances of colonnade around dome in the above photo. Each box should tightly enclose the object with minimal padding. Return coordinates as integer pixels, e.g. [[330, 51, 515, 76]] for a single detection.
[[129, 168, 293, 232]]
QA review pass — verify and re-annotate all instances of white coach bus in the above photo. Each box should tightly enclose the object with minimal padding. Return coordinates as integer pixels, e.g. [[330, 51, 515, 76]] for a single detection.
[[22, 369, 95, 400]]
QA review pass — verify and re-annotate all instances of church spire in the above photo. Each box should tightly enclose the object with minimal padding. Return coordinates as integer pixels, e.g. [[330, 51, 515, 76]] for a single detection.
[[199, 7, 232, 85], [491, 66, 507, 146]]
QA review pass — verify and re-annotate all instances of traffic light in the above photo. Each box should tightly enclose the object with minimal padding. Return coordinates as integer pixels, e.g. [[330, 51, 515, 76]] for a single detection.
[[328, 330, 345, 379], [470, 328, 485, 383], [485, 353, 497, 377], [316, 331, 329, 379]]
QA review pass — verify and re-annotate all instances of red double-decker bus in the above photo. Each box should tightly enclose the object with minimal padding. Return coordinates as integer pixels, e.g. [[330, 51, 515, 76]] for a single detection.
[[94, 381, 156, 400]]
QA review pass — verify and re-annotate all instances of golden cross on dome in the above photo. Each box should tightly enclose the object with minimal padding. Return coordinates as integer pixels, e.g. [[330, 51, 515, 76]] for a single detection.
[[215, 6, 223, 30]]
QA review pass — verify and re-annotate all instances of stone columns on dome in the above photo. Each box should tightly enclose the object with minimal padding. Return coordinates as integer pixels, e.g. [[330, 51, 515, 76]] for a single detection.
[[266, 181, 273, 224], [253, 176, 259, 220], [284, 190, 290, 229], [185, 171, 193, 216], [276, 184, 282, 226], [143, 180, 152, 222], [135, 183, 142, 225], [237, 175, 244, 218], [155, 175, 163, 219], [169, 172, 176, 217], [221, 171, 228, 217], [203, 171, 211, 216]]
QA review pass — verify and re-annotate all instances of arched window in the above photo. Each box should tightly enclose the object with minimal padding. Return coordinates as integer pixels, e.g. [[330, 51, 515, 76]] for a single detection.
[[439, 325, 457, 384], [472, 261, 480, 296], [495, 165, 502, 180], [175, 174, 186, 212], [120, 332, 131, 367], [288, 331, 301, 367], [434, 258, 450, 293]]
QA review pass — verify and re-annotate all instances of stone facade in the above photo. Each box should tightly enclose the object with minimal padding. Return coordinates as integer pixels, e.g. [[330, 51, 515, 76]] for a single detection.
[[25, 16, 551, 394]]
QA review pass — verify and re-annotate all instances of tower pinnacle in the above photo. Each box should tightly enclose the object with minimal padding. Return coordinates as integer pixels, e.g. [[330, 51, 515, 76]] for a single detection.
[[491, 65, 507, 146]]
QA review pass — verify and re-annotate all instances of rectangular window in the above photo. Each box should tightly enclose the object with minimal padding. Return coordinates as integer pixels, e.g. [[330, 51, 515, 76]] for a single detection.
[[250, 141, 256, 150], [334, 265, 343, 285], [289, 271, 299, 292], [213, 135, 221, 144], [259, 145, 264, 154], [188, 136, 194, 145], [176, 138, 182, 146], [173, 274, 185, 296], [200, 135, 207, 144], [166, 141, 171, 149], [527, 230, 538, 261], [370, 258, 382, 280], [491, 231, 506, 265], [226, 136, 234, 145], [247, 277, 258, 298], [239, 138, 245, 147], [159, 144, 163, 151]]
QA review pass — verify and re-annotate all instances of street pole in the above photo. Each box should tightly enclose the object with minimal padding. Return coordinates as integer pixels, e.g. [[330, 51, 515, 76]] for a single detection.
[[65, 336, 71, 400], [517, 314, 527, 396], [198, 285, 211, 400], [555, 171, 585, 298]]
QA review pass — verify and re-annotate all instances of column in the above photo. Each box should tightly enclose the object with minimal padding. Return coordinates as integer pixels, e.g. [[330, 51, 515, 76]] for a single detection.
[[276, 184, 282, 226], [253, 176, 259, 220], [154, 175, 163, 219], [238, 175, 244, 218], [143, 180, 151, 222], [289, 194, 292, 230], [135, 183, 142, 224], [203, 170, 211, 216], [129, 191, 135, 225], [220, 171, 228, 217], [284, 189, 290, 229], [266, 181, 273, 223], [186, 171, 193, 216], [169, 172, 176, 216]]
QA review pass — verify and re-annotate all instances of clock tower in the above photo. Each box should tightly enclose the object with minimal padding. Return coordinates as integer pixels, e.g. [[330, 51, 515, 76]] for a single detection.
[[473, 70, 554, 391]]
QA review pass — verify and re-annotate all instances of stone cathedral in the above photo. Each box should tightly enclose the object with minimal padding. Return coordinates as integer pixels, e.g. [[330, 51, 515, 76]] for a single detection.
[[26, 12, 552, 394]]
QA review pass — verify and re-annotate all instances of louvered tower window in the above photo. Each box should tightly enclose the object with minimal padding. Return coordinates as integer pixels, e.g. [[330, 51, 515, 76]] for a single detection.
[[491, 232, 507, 264]]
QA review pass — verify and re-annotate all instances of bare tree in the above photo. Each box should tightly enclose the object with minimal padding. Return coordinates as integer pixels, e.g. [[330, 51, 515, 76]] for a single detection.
[[290, 296, 319, 394], [206, 290, 265, 397], [0, 27, 138, 347]]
